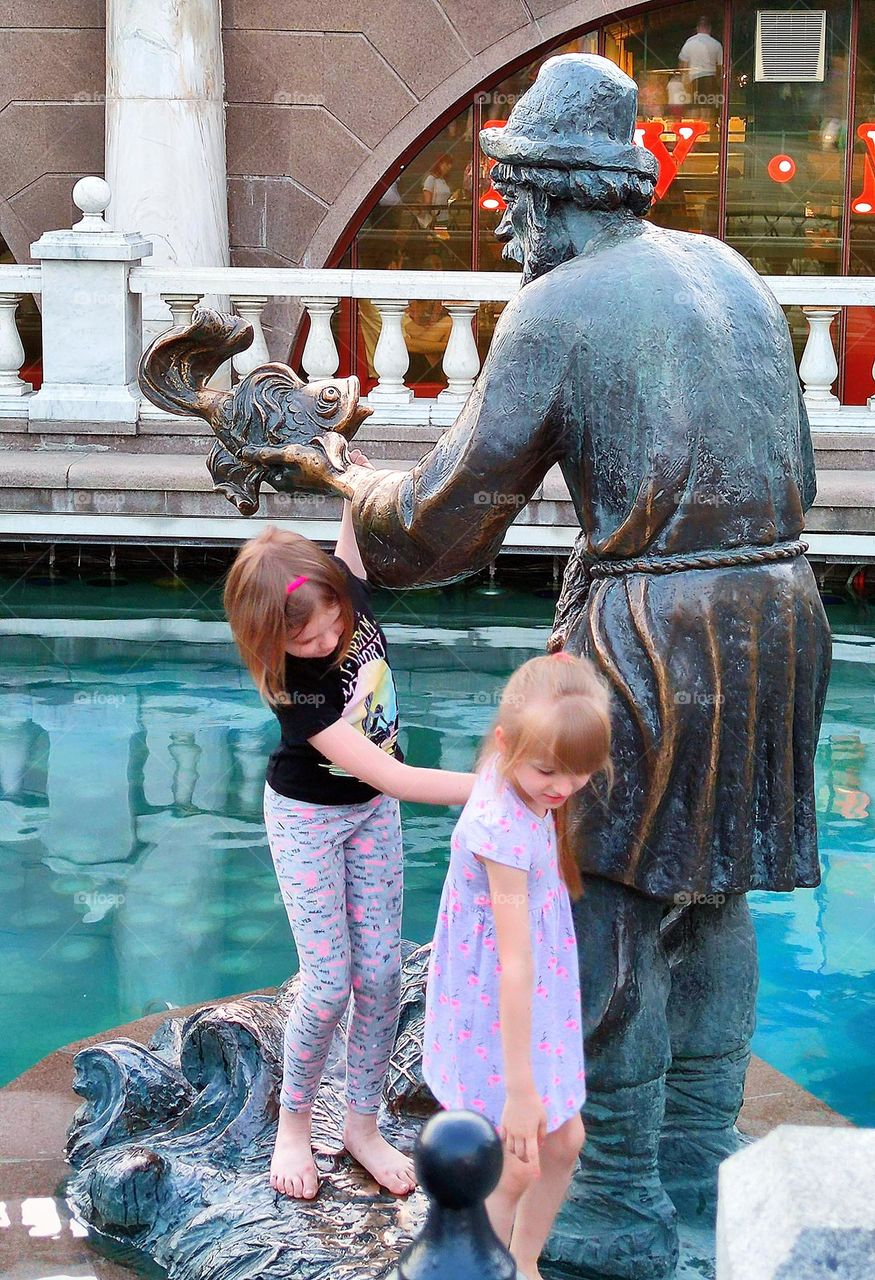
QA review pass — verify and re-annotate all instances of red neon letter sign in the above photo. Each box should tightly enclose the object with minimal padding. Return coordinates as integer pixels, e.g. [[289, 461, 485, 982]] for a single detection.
[[852, 123, 875, 214], [635, 120, 710, 200]]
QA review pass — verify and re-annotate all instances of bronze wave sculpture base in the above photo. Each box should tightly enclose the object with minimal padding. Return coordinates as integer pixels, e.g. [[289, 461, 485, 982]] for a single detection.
[[65, 944, 434, 1280]]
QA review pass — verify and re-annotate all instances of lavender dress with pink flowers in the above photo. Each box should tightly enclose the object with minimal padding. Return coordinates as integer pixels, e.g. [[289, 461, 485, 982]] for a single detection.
[[422, 755, 586, 1133]]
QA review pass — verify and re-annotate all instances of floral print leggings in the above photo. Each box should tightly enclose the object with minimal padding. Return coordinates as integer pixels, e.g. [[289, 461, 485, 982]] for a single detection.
[[263, 781, 404, 1114]]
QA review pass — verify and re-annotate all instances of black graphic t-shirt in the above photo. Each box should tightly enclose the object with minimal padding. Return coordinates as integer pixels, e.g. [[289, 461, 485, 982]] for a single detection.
[[265, 557, 404, 804]]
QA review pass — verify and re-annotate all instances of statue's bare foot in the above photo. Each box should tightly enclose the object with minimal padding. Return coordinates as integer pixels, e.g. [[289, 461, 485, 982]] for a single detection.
[[270, 1105, 319, 1199], [343, 1109, 416, 1196]]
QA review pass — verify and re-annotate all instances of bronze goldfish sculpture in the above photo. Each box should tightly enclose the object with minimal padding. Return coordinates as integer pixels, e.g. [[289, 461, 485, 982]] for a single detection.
[[138, 309, 371, 516]]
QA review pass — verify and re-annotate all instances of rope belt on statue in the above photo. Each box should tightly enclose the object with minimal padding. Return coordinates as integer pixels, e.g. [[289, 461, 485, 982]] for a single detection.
[[547, 538, 808, 651], [582, 538, 808, 578]]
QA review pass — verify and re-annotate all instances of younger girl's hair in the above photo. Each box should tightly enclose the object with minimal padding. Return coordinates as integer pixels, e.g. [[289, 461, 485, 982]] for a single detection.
[[223, 526, 355, 705], [478, 652, 612, 899]]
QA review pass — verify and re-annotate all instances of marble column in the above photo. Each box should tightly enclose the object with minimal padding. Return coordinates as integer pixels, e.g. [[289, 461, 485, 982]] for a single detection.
[[105, 0, 230, 348]]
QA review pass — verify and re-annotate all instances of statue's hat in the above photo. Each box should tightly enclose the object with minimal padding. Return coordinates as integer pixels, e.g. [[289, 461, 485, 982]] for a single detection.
[[479, 53, 658, 181]]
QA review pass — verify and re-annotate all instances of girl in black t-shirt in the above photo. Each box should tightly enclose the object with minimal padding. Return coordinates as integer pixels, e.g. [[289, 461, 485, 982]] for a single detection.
[[224, 463, 474, 1202]]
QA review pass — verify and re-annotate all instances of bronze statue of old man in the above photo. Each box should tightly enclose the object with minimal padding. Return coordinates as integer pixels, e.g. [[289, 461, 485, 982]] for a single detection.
[[187, 54, 831, 1280]]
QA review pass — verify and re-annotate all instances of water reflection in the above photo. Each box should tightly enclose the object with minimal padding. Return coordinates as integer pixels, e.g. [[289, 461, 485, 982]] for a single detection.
[[0, 607, 549, 1085]]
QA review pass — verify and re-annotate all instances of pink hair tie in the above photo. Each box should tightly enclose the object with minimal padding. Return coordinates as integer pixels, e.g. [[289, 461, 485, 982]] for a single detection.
[[552, 651, 575, 663], [286, 575, 309, 594]]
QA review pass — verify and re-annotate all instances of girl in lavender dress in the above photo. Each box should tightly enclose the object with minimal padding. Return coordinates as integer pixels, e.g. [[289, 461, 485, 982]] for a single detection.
[[423, 653, 612, 1280]]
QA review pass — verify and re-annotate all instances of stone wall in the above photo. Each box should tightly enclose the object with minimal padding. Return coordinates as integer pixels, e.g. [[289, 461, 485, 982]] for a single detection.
[[221, 0, 609, 351], [0, 0, 613, 352], [0, 1, 104, 266], [221, 0, 608, 274]]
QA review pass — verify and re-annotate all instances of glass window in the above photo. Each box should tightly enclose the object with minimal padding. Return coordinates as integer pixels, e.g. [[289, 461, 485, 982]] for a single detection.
[[726, 0, 850, 277], [605, 3, 722, 237], [845, 0, 875, 401]]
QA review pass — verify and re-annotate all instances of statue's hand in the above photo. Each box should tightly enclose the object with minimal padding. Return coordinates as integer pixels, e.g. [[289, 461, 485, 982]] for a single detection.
[[239, 433, 352, 495]]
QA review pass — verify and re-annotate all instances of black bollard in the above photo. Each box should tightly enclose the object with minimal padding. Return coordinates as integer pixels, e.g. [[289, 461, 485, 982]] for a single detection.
[[386, 1109, 522, 1280]]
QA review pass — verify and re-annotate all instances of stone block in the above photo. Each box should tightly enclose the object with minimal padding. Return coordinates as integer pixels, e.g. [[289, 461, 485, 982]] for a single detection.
[[437, 0, 530, 55], [0, 450, 73, 488], [163, 489, 242, 517], [226, 104, 367, 202], [540, 463, 570, 501], [263, 178, 328, 263], [0, 103, 103, 201], [322, 33, 417, 149], [716, 1125, 875, 1279], [223, 30, 324, 106], [0, 487, 54, 512], [261, 490, 342, 521], [227, 177, 266, 249], [225, 0, 469, 98], [0, 28, 104, 105], [0, 1, 103, 23], [66, 453, 212, 492], [7, 174, 79, 256]]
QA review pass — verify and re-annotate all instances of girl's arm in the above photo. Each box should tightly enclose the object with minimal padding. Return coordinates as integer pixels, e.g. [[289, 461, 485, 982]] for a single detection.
[[333, 449, 373, 580], [309, 718, 474, 805], [482, 857, 546, 1169], [334, 500, 368, 580]]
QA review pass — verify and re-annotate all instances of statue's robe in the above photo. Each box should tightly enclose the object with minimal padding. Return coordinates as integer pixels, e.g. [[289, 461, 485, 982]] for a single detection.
[[350, 217, 831, 900]]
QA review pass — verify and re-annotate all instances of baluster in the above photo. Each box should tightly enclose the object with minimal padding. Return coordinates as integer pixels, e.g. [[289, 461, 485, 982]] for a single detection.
[[165, 289, 231, 391], [162, 292, 202, 331], [231, 295, 270, 377], [301, 297, 339, 380], [433, 301, 480, 424], [366, 298, 414, 407], [138, 292, 208, 419], [0, 293, 32, 406], [799, 306, 840, 407]]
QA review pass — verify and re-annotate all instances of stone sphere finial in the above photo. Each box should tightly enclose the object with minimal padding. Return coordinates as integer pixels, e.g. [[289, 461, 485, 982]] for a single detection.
[[388, 1110, 518, 1280], [72, 177, 112, 231]]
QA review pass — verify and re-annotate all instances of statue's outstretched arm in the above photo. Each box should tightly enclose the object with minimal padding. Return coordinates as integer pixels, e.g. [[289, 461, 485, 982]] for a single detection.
[[342, 300, 572, 588]]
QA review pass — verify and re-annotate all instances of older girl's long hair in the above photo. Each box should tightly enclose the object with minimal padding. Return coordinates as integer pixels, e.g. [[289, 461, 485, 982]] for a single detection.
[[223, 526, 355, 705], [477, 653, 612, 899]]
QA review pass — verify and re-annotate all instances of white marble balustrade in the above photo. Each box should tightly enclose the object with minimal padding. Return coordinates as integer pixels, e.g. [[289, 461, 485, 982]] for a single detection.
[[0, 265, 41, 419], [129, 265, 517, 425], [6, 178, 875, 432], [126, 267, 875, 430]]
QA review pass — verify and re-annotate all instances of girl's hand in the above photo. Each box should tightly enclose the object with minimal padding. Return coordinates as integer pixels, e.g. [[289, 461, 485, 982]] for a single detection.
[[499, 1087, 547, 1174], [349, 447, 375, 469]]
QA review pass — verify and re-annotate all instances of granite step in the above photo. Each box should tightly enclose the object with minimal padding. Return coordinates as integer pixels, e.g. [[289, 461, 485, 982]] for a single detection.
[[0, 451, 872, 538], [1, 421, 873, 470], [809, 429, 875, 470]]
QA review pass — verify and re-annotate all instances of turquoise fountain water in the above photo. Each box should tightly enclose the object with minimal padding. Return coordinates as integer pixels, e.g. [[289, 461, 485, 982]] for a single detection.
[[0, 579, 872, 1127]]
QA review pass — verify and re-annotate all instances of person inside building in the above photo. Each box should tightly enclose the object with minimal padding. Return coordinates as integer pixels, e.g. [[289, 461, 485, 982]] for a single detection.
[[678, 16, 723, 120], [418, 155, 454, 231]]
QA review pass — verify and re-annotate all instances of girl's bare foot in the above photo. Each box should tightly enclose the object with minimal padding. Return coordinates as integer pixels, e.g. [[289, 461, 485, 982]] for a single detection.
[[270, 1105, 320, 1199], [343, 1108, 416, 1196]]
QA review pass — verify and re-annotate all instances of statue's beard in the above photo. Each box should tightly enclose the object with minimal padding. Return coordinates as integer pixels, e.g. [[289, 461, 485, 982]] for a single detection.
[[515, 190, 576, 285]]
